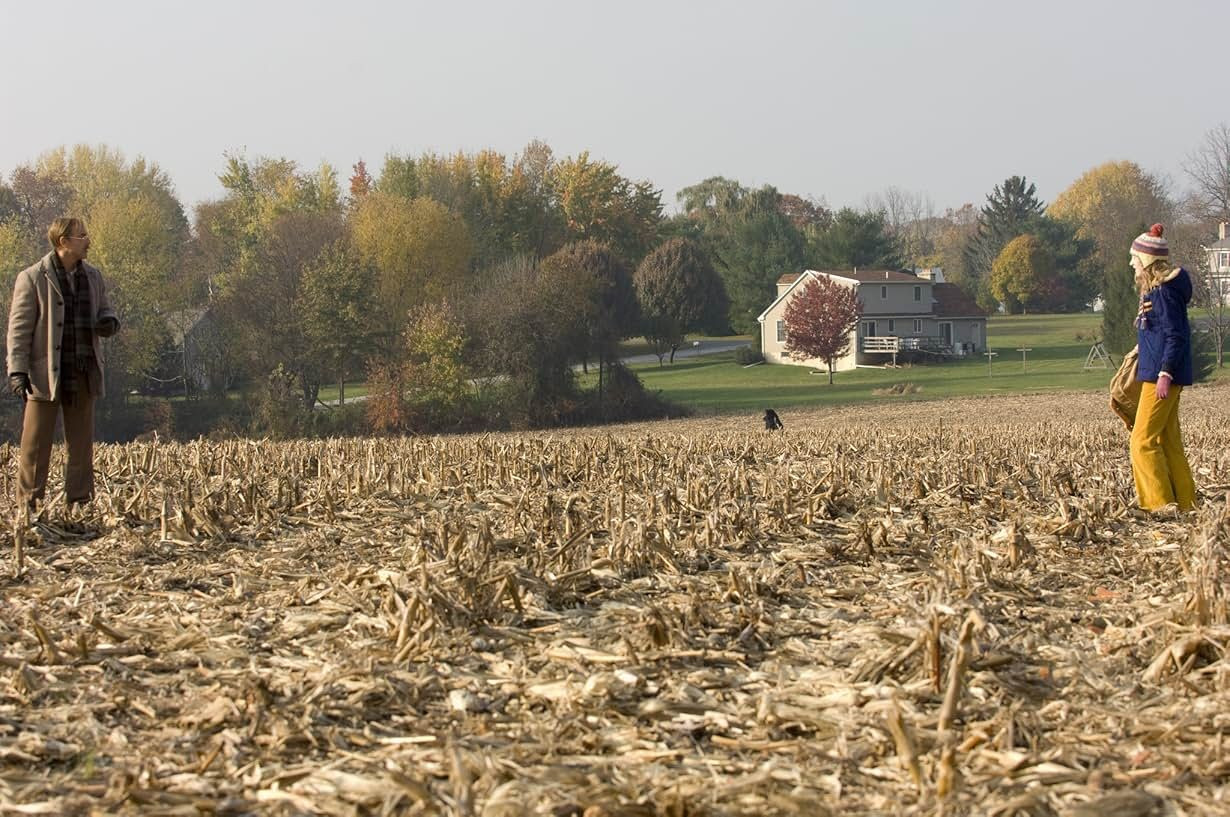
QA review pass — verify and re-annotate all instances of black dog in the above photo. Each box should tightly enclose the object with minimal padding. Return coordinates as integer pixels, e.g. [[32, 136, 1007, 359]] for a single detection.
[[763, 408, 783, 431]]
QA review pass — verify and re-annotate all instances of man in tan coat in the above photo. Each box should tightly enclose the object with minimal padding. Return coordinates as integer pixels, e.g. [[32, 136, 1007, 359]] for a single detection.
[[7, 217, 119, 513]]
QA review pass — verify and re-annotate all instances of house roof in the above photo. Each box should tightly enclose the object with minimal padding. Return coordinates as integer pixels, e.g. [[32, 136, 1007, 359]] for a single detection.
[[758, 270, 853, 322], [933, 283, 988, 318], [165, 307, 212, 346], [1205, 238, 1230, 250], [776, 269, 921, 286], [761, 271, 987, 326]]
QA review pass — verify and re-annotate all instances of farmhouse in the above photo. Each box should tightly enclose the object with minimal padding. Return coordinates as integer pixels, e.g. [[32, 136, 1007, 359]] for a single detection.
[[757, 269, 988, 371], [165, 307, 229, 393], [1202, 221, 1230, 305]]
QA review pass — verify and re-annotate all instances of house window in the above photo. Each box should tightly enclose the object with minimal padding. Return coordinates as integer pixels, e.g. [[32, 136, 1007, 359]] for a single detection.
[[880, 285, 888, 299], [913, 318, 922, 334], [862, 320, 877, 336], [971, 323, 981, 348], [888, 319, 895, 333], [914, 286, 921, 302], [1221, 251, 1229, 270], [776, 320, 786, 343]]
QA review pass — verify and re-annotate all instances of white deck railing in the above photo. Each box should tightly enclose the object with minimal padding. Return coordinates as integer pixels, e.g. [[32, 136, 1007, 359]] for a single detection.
[[862, 336, 900, 353], [862, 336, 950, 354]]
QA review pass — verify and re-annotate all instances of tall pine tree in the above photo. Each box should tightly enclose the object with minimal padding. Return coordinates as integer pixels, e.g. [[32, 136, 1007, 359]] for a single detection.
[[963, 176, 1046, 310], [808, 208, 902, 270], [1102, 222, 1147, 356]]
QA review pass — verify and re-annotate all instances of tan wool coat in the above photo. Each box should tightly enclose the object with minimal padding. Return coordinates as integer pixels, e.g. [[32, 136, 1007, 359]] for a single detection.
[[7, 252, 119, 401]]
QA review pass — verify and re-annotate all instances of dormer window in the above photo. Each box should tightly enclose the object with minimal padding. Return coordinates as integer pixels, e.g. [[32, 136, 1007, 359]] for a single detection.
[[880, 285, 887, 299], [914, 285, 921, 302]]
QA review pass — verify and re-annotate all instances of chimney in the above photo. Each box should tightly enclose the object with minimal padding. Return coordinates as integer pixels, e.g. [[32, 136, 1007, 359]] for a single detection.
[[1221, 221, 1227, 241], [884, 270, 888, 279]]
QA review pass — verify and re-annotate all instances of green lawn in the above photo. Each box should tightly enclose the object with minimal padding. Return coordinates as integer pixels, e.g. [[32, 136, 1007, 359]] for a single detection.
[[317, 383, 369, 405], [599, 314, 1115, 413], [306, 315, 1226, 414], [614, 313, 1230, 414]]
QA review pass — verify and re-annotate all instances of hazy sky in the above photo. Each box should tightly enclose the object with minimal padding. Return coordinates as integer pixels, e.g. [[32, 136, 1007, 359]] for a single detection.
[[2, 0, 1226, 217]]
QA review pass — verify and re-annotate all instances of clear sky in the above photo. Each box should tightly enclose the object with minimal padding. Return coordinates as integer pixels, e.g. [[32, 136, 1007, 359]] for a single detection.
[[2, 0, 1225, 216]]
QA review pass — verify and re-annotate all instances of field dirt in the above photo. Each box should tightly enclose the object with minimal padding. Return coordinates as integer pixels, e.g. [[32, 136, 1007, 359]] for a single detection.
[[2, 384, 1229, 816]]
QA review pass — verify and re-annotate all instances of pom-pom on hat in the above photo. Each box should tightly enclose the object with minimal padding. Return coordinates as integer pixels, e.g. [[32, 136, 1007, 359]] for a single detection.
[[1130, 223, 1169, 266]]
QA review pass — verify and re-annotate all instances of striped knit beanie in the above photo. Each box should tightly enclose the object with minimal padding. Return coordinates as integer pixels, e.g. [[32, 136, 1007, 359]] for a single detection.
[[1130, 223, 1168, 266]]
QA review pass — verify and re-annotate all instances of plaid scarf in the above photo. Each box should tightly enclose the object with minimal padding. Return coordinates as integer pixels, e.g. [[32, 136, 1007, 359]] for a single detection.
[[50, 255, 96, 403]]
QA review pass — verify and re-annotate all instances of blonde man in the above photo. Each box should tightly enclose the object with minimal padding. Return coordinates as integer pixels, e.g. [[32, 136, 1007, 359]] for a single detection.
[[1129, 223, 1195, 512], [7, 217, 119, 514]]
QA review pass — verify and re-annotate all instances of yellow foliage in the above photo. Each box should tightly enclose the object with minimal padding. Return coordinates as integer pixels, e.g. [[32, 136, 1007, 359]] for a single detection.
[[991, 234, 1052, 312], [350, 193, 472, 331], [88, 193, 185, 375], [1049, 161, 1171, 252]]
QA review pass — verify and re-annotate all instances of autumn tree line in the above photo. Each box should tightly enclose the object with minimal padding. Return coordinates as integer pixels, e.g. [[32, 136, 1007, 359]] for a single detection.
[[1, 129, 1227, 439]]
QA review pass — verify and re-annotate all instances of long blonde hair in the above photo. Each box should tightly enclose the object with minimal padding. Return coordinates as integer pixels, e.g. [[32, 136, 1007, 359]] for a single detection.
[[1133, 256, 1171, 295]]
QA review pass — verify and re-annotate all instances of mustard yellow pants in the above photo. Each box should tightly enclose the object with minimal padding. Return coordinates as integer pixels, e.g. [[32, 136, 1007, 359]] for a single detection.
[[1130, 383, 1196, 511]]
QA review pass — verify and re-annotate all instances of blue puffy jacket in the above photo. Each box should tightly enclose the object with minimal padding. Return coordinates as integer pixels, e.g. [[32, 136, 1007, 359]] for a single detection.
[[1136, 267, 1193, 386]]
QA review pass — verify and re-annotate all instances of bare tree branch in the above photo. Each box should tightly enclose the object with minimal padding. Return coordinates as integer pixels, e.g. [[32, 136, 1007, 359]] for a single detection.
[[1184, 122, 1230, 223]]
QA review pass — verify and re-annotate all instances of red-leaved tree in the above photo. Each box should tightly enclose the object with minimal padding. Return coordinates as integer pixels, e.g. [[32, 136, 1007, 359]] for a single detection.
[[783, 276, 863, 384]]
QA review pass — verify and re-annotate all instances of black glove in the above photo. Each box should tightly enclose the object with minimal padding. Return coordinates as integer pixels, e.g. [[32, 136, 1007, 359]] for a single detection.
[[9, 372, 32, 401], [95, 316, 119, 337]]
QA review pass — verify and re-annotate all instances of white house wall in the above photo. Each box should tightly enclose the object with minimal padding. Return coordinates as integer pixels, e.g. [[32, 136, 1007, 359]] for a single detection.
[[761, 276, 860, 372]]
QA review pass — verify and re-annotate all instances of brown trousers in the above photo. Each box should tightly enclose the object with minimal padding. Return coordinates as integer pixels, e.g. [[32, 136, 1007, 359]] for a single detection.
[[17, 394, 96, 506]]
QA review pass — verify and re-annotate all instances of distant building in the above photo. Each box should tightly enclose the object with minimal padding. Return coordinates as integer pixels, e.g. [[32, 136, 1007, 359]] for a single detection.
[[166, 307, 227, 392], [757, 269, 989, 371], [1202, 222, 1230, 305]]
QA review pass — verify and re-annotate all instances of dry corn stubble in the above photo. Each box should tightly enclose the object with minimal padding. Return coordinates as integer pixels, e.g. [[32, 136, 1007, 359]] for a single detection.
[[1, 384, 1229, 816]]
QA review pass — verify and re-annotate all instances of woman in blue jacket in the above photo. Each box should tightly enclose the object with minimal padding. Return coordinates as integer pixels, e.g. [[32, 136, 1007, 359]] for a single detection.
[[1130, 224, 1196, 512]]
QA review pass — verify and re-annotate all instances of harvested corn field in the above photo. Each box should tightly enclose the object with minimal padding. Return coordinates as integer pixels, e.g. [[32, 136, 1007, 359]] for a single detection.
[[3, 385, 1230, 816]]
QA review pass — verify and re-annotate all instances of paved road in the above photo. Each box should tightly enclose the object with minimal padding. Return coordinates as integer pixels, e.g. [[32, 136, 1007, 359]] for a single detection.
[[617, 339, 750, 366]]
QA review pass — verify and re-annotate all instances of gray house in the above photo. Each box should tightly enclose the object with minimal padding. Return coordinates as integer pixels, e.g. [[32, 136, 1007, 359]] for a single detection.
[[758, 269, 988, 371], [1202, 222, 1230, 305], [166, 307, 228, 393]]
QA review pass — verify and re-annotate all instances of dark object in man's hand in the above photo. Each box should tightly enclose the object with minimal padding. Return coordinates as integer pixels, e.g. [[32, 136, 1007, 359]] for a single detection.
[[95, 316, 119, 337], [763, 408, 783, 431], [9, 372, 32, 401]]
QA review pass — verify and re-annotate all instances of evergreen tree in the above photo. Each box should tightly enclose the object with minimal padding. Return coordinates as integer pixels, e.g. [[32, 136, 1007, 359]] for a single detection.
[[677, 180, 808, 334], [963, 176, 1046, 309], [1030, 216, 1099, 312], [1102, 222, 1147, 356], [714, 209, 807, 333], [808, 208, 902, 270]]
